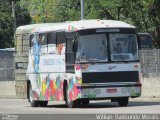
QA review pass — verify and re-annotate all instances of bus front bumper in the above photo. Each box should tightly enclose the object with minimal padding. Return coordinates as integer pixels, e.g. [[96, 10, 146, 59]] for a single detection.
[[78, 84, 141, 99]]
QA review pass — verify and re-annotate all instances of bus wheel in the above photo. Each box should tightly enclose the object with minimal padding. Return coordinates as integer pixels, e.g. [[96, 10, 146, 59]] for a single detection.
[[65, 84, 77, 108], [29, 84, 39, 107], [118, 97, 129, 107]]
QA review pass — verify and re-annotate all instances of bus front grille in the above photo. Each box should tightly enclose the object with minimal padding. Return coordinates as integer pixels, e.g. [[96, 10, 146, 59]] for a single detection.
[[82, 71, 139, 83]]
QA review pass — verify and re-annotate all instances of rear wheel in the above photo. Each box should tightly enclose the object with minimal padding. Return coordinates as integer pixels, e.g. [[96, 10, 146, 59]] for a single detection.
[[65, 84, 77, 108], [29, 84, 39, 107], [29, 84, 48, 107], [118, 97, 129, 107]]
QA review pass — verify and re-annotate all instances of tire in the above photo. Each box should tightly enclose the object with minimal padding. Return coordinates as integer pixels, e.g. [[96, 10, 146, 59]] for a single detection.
[[118, 97, 129, 107], [29, 84, 48, 107], [29, 84, 39, 107], [65, 84, 77, 108]]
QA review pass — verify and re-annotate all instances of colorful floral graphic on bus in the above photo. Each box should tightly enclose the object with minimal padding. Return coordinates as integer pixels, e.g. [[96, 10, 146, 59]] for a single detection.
[[30, 35, 82, 102], [68, 77, 81, 101], [67, 65, 82, 101], [31, 73, 82, 101], [68, 25, 78, 32], [32, 35, 41, 73], [40, 75, 64, 101]]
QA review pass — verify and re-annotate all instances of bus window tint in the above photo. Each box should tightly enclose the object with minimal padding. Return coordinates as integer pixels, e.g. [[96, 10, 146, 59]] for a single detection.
[[47, 32, 56, 54], [57, 31, 66, 44], [66, 38, 74, 63], [76, 34, 108, 61], [47, 32, 56, 44], [39, 33, 47, 45], [29, 34, 35, 54], [30, 34, 34, 48], [109, 34, 138, 61]]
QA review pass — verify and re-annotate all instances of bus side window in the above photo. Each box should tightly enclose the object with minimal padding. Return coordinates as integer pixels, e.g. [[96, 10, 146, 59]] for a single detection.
[[66, 32, 76, 64], [39, 33, 47, 54], [56, 31, 66, 45], [56, 31, 66, 55], [47, 32, 56, 54], [66, 38, 75, 64]]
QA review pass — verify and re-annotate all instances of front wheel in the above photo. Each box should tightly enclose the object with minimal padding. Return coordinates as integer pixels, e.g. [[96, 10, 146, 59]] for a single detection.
[[118, 97, 129, 107]]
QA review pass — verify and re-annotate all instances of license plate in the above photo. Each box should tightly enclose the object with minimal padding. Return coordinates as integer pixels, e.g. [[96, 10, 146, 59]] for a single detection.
[[106, 88, 117, 93]]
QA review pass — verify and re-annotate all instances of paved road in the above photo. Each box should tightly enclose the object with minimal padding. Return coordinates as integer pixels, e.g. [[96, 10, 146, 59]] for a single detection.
[[0, 99, 160, 120]]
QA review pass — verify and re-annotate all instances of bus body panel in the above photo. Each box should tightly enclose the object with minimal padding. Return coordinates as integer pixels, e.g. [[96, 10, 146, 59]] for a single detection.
[[27, 73, 82, 101], [81, 86, 141, 98], [27, 61, 141, 101], [27, 40, 82, 101]]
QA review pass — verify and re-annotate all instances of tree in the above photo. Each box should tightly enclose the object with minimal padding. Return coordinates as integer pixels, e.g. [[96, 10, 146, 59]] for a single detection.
[[20, 0, 57, 23], [16, 1, 32, 26], [98, 0, 152, 32], [0, 2, 14, 48], [20, 0, 81, 23], [148, 0, 160, 48], [19, 0, 160, 47], [0, 1, 31, 48]]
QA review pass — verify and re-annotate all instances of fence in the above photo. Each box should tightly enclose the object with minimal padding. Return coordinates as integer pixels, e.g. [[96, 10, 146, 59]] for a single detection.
[[139, 49, 160, 78], [0, 48, 14, 81], [0, 48, 160, 81]]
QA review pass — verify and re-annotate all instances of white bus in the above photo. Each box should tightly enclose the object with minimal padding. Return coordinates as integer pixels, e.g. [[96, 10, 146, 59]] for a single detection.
[[15, 20, 142, 108]]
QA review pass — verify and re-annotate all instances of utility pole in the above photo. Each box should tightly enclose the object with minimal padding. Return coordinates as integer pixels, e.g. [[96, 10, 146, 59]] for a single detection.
[[80, 0, 84, 20], [12, 0, 16, 32], [117, 6, 122, 21]]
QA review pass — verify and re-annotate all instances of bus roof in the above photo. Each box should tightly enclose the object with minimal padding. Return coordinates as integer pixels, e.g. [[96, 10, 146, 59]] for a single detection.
[[16, 19, 135, 34], [68, 19, 135, 30]]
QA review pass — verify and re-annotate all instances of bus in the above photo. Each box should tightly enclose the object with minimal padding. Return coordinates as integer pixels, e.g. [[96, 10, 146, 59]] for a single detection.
[[15, 19, 142, 108]]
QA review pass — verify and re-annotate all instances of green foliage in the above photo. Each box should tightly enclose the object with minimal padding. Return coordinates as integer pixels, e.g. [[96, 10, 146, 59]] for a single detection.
[[0, 1, 31, 48], [1, 0, 160, 48], [19, 0, 81, 22], [0, 2, 13, 48], [16, 2, 32, 26], [148, 0, 160, 48]]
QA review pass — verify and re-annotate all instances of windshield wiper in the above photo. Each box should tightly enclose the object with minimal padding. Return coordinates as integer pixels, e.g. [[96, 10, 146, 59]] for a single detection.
[[88, 58, 100, 63], [77, 58, 99, 64], [119, 54, 128, 63]]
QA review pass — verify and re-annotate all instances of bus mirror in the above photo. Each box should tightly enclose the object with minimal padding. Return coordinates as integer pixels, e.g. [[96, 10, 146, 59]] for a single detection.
[[137, 34, 141, 50]]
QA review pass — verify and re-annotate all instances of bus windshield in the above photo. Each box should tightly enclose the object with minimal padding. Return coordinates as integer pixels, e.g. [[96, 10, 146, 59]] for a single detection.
[[76, 33, 139, 63], [110, 33, 139, 61], [76, 34, 108, 62]]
